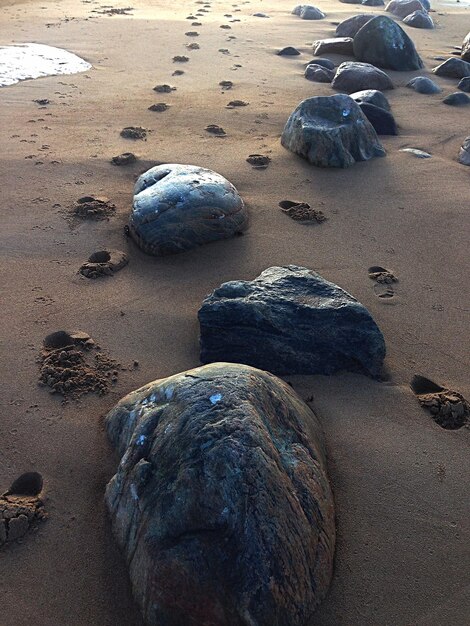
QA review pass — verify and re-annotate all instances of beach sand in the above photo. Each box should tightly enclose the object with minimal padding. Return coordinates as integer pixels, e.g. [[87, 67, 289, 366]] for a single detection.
[[0, 0, 469, 623]]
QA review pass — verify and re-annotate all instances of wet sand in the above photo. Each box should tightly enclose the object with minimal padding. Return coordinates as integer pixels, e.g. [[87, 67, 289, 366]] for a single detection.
[[0, 0, 469, 624]]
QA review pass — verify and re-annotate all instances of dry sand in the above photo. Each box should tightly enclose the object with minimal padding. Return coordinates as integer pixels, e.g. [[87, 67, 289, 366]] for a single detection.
[[0, 0, 469, 623]]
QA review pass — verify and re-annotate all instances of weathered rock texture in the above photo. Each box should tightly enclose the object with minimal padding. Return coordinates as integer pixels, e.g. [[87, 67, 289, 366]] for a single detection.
[[106, 362, 336, 626], [332, 61, 394, 93], [129, 164, 248, 255], [281, 94, 385, 167], [199, 266, 386, 376], [353, 16, 424, 71]]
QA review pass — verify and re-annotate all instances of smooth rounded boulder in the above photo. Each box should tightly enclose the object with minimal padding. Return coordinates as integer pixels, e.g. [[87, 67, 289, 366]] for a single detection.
[[406, 76, 441, 94], [443, 92, 470, 106], [332, 61, 394, 93], [335, 14, 375, 38], [432, 57, 470, 79], [458, 77, 470, 92], [129, 164, 247, 255], [385, 0, 427, 18], [199, 265, 386, 376], [403, 10, 434, 28], [353, 16, 424, 71], [304, 64, 335, 82], [105, 362, 336, 626], [281, 94, 385, 167], [350, 89, 391, 110], [292, 4, 325, 19]]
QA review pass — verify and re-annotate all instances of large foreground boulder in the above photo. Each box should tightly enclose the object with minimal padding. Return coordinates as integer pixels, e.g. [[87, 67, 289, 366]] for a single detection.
[[462, 32, 470, 62], [199, 266, 386, 376], [129, 164, 248, 255], [281, 94, 385, 167], [106, 362, 335, 626], [353, 16, 424, 71], [332, 61, 394, 92]]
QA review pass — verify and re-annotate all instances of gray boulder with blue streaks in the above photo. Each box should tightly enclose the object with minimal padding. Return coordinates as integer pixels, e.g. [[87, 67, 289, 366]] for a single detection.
[[129, 164, 247, 255]]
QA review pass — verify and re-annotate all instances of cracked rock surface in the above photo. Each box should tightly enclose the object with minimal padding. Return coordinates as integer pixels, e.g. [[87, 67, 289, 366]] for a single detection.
[[105, 362, 335, 626]]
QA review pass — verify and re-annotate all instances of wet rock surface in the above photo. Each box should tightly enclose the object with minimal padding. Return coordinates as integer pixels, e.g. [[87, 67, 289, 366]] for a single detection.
[[458, 77, 470, 92], [105, 362, 335, 626], [332, 61, 394, 93], [281, 94, 385, 168], [199, 265, 386, 376], [443, 92, 470, 106], [129, 164, 247, 255], [353, 16, 424, 71]]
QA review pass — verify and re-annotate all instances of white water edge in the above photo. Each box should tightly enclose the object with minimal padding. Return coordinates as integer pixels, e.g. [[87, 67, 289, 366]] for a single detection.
[[0, 43, 91, 87]]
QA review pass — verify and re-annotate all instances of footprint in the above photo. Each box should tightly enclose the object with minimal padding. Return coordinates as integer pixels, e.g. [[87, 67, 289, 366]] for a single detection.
[[185, 31, 199, 36], [79, 249, 128, 279], [205, 124, 226, 136], [226, 100, 249, 108], [173, 55, 189, 63], [148, 103, 170, 112], [111, 152, 137, 166], [368, 266, 398, 299], [1, 472, 46, 548], [246, 154, 270, 169], [219, 80, 233, 89], [410, 375, 469, 430], [279, 200, 326, 223]]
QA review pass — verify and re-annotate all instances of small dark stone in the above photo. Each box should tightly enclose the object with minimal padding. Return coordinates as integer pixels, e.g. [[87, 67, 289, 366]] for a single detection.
[[304, 64, 335, 82], [112, 152, 137, 166], [385, 0, 428, 18], [403, 10, 434, 28], [277, 46, 301, 56], [361, 0, 384, 5], [442, 92, 470, 106], [458, 77, 470, 92], [304, 57, 335, 70], [406, 76, 441, 94], [292, 5, 325, 19]]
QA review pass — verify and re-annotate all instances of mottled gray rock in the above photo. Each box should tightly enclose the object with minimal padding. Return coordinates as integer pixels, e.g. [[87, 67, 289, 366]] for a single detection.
[[199, 266, 386, 376], [305, 57, 336, 70], [458, 136, 470, 165], [105, 362, 335, 626], [281, 94, 385, 167], [335, 14, 375, 38], [332, 61, 394, 93], [406, 76, 441, 94], [432, 58, 470, 79], [403, 9, 433, 28], [353, 16, 424, 71], [462, 32, 470, 63], [443, 92, 470, 106], [304, 64, 335, 82], [313, 37, 354, 56], [292, 4, 325, 19], [385, 0, 427, 18], [129, 164, 247, 256], [358, 102, 398, 135], [351, 89, 391, 110], [458, 76, 470, 92]]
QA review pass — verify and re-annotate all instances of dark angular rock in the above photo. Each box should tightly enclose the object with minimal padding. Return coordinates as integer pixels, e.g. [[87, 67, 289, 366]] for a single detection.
[[385, 0, 427, 19], [432, 58, 470, 79], [199, 265, 386, 376], [105, 362, 335, 626], [358, 102, 398, 135], [458, 136, 470, 165], [443, 92, 470, 106], [281, 94, 385, 167], [403, 9, 434, 28], [278, 46, 301, 56], [304, 57, 336, 70], [406, 76, 441, 94], [353, 16, 424, 71], [335, 14, 375, 37], [332, 61, 394, 93], [292, 4, 325, 19], [129, 164, 247, 256], [304, 64, 335, 82], [462, 32, 470, 63], [312, 37, 354, 57], [458, 76, 470, 92], [350, 89, 391, 110]]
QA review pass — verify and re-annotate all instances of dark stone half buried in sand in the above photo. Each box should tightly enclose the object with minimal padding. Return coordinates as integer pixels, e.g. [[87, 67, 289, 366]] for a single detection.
[[458, 136, 470, 165], [304, 64, 335, 82], [153, 84, 176, 93], [385, 0, 427, 19], [332, 62, 394, 93], [442, 92, 470, 106], [120, 126, 148, 140], [353, 16, 423, 71], [305, 57, 335, 70], [292, 5, 325, 19], [335, 14, 376, 38], [350, 89, 391, 110], [199, 265, 386, 377], [129, 164, 247, 256], [277, 46, 301, 56], [432, 58, 470, 78], [281, 94, 385, 168], [111, 152, 137, 166], [105, 362, 335, 626], [358, 102, 398, 135], [312, 37, 354, 56], [361, 0, 385, 6], [406, 76, 441, 94], [403, 9, 434, 29], [458, 77, 470, 92]]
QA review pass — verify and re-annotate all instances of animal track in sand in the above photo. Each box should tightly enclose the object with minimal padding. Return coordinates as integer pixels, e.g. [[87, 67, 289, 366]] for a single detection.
[[411, 375, 469, 430], [368, 266, 398, 299]]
